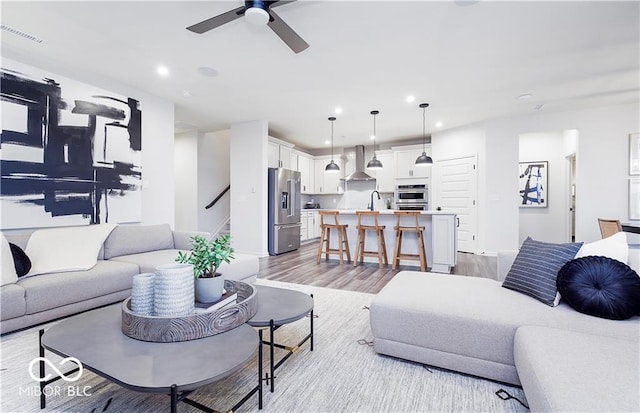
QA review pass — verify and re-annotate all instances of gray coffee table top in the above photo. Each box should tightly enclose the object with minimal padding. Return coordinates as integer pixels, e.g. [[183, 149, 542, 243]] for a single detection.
[[41, 305, 258, 393], [248, 285, 314, 327]]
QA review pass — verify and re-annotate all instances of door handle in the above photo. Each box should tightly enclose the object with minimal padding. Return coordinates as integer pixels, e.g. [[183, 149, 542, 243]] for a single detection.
[[456, 217, 460, 227]]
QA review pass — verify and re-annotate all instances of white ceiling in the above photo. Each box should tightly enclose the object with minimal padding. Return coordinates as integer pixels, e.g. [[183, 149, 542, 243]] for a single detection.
[[1, 1, 638, 151]]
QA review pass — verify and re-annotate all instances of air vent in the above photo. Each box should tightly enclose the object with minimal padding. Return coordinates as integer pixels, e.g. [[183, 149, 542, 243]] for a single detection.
[[1, 25, 43, 43]]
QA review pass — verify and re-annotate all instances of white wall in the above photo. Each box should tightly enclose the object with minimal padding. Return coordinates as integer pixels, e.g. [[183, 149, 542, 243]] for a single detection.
[[1, 57, 176, 229], [430, 102, 638, 254], [230, 121, 268, 256], [198, 130, 230, 235], [174, 131, 199, 231], [518, 131, 567, 244], [487, 102, 639, 250]]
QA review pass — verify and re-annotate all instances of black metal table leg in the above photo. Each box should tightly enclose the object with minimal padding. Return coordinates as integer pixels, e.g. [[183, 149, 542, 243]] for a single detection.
[[39, 329, 46, 409], [170, 384, 178, 413], [259, 329, 263, 409], [310, 293, 314, 351], [269, 319, 275, 393]]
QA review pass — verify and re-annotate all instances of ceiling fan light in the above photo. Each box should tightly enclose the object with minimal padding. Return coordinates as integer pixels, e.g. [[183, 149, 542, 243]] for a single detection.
[[367, 157, 383, 170], [245, 7, 269, 25], [415, 152, 433, 166], [325, 160, 340, 173]]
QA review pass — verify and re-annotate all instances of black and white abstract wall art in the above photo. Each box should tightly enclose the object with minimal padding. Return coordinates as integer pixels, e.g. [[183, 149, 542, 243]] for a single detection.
[[519, 161, 548, 208], [0, 60, 142, 229]]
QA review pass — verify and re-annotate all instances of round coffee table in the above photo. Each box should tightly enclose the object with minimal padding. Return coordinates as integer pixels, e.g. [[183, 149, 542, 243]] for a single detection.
[[247, 284, 313, 392], [39, 305, 263, 413], [248, 285, 314, 392]]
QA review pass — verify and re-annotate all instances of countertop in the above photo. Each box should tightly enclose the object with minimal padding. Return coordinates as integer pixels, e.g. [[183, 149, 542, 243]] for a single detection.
[[301, 208, 455, 215]]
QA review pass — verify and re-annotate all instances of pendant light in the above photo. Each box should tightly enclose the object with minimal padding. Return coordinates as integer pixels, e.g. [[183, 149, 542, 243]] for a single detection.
[[325, 116, 340, 173], [367, 110, 383, 170], [415, 103, 433, 166]]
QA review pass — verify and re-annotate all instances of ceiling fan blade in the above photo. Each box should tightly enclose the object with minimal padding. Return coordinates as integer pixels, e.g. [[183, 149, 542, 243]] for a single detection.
[[267, 9, 309, 54], [186, 6, 246, 34], [270, 1, 297, 9]]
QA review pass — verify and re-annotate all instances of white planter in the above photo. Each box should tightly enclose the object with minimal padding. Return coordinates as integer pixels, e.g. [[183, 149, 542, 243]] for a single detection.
[[131, 272, 155, 316], [195, 275, 225, 303], [153, 263, 195, 316]]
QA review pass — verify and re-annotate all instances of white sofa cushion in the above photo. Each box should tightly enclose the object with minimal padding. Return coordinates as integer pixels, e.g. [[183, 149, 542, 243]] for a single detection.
[[25, 224, 116, 276]]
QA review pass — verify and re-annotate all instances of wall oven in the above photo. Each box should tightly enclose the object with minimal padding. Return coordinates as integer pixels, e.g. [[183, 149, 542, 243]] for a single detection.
[[395, 184, 428, 210]]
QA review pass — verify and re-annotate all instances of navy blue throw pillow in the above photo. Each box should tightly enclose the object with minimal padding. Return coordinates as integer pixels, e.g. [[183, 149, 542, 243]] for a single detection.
[[9, 242, 31, 277], [502, 237, 583, 306], [557, 256, 640, 320]]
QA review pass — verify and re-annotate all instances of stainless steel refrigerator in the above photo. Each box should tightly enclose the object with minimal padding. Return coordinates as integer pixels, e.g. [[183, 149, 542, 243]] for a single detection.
[[268, 168, 301, 255]]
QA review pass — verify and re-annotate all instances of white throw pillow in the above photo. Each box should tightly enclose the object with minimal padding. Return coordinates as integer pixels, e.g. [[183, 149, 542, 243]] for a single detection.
[[25, 224, 116, 276], [1, 234, 18, 286], [575, 232, 628, 263]]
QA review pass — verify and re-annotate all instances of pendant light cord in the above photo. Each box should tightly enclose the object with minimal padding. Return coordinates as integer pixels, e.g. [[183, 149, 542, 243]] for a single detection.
[[331, 119, 334, 161], [373, 112, 377, 156], [422, 106, 426, 153]]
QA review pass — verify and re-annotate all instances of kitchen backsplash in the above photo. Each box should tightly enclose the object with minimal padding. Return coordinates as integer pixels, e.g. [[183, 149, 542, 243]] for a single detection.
[[301, 181, 393, 210]]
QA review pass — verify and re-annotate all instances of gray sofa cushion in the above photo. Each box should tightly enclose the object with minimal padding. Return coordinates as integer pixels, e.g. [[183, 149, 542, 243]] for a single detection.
[[370, 271, 639, 383], [1, 283, 26, 320], [111, 250, 259, 282], [103, 224, 174, 259], [109, 249, 184, 273], [514, 326, 640, 413], [17, 260, 139, 314]]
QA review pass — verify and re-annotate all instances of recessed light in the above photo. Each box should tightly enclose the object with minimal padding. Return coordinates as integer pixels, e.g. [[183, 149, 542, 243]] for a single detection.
[[182, 90, 193, 98], [197, 66, 219, 77], [157, 66, 169, 77], [334, 107, 343, 115], [406, 95, 415, 103], [324, 140, 331, 145], [435, 121, 443, 128], [370, 135, 376, 140], [517, 93, 533, 101]]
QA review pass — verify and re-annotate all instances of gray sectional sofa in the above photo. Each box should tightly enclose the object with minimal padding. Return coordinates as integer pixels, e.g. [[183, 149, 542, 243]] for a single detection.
[[1, 224, 259, 335], [370, 253, 639, 412]]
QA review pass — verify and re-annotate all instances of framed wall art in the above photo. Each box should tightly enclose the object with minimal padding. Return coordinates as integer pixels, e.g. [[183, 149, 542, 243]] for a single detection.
[[630, 133, 640, 175], [1, 61, 143, 229], [630, 178, 640, 220], [519, 161, 548, 207]]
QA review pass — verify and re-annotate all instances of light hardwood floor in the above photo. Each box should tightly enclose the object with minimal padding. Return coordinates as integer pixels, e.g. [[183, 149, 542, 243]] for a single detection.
[[258, 240, 496, 294]]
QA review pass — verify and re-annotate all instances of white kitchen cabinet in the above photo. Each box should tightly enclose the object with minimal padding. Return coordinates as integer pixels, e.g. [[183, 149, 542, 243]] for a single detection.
[[297, 153, 314, 194], [431, 214, 458, 273], [300, 213, 308, 241], [394, 145, 431, 179], [300, 211, 320, 241], [267, 137, 293, 169], [312, 211, 321, 238], [371, 151, 395, 192], [314, 157, 343, 194]]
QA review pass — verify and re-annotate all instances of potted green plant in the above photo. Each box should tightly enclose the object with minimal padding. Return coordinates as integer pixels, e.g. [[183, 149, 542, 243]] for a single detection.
[[176, 234, 234, 303]]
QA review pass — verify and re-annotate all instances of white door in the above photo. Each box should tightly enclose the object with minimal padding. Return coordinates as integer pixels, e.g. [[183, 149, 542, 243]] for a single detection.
[[433, 155, 478, 253]]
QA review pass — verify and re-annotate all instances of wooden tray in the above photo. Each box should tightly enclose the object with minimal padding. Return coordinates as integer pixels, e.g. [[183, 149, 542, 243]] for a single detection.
[[121, 280, 257, 342]]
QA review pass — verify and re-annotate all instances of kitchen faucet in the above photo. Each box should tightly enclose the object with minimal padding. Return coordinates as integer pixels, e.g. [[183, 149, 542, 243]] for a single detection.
[[369, 190, 380, 211]]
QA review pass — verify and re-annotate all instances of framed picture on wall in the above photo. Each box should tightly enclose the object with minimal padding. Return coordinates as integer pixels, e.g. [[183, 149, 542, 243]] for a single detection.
[[519, 161, 548, 207], [630, 178, 640, 220], [630, 133, 640, 175]]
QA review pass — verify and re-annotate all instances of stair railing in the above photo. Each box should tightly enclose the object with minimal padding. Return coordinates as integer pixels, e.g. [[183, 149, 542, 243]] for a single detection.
[[205, 185, 230, 210]]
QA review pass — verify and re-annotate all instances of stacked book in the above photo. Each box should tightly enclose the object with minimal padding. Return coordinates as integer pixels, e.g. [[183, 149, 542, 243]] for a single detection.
[[194, 289, 238, 314]]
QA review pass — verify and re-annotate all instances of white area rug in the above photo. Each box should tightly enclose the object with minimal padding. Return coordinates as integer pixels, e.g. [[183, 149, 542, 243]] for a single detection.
[[0, 279, 528, 412]]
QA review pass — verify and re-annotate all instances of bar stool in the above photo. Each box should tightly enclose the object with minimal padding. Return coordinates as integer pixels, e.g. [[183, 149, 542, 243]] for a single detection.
[[353, 211, 388, 268], [316, 211, 351, 264], [392, 211, 427, 272]]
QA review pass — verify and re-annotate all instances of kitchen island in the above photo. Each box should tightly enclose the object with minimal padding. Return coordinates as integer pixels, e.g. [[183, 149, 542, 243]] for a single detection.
[[323, 210, 457, 273]]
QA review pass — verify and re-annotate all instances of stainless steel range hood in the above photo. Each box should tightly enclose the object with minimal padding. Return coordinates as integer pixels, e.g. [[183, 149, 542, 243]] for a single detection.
[[342, 145, 376, 182]]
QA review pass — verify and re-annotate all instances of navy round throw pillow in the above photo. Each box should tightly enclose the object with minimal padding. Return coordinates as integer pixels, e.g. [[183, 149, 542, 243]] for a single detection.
[[9, 242, 31, 277], [557, 256, 640, 320]]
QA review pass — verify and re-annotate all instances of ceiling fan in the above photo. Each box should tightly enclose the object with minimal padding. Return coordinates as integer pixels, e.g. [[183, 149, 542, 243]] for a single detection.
[[187, 0, 309, 54]]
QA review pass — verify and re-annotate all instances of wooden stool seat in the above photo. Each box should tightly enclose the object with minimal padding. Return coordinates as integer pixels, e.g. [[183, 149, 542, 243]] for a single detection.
[[354, 211, 388, 268], [316, 211, 351, 264], [392, 211, 428, 271]]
